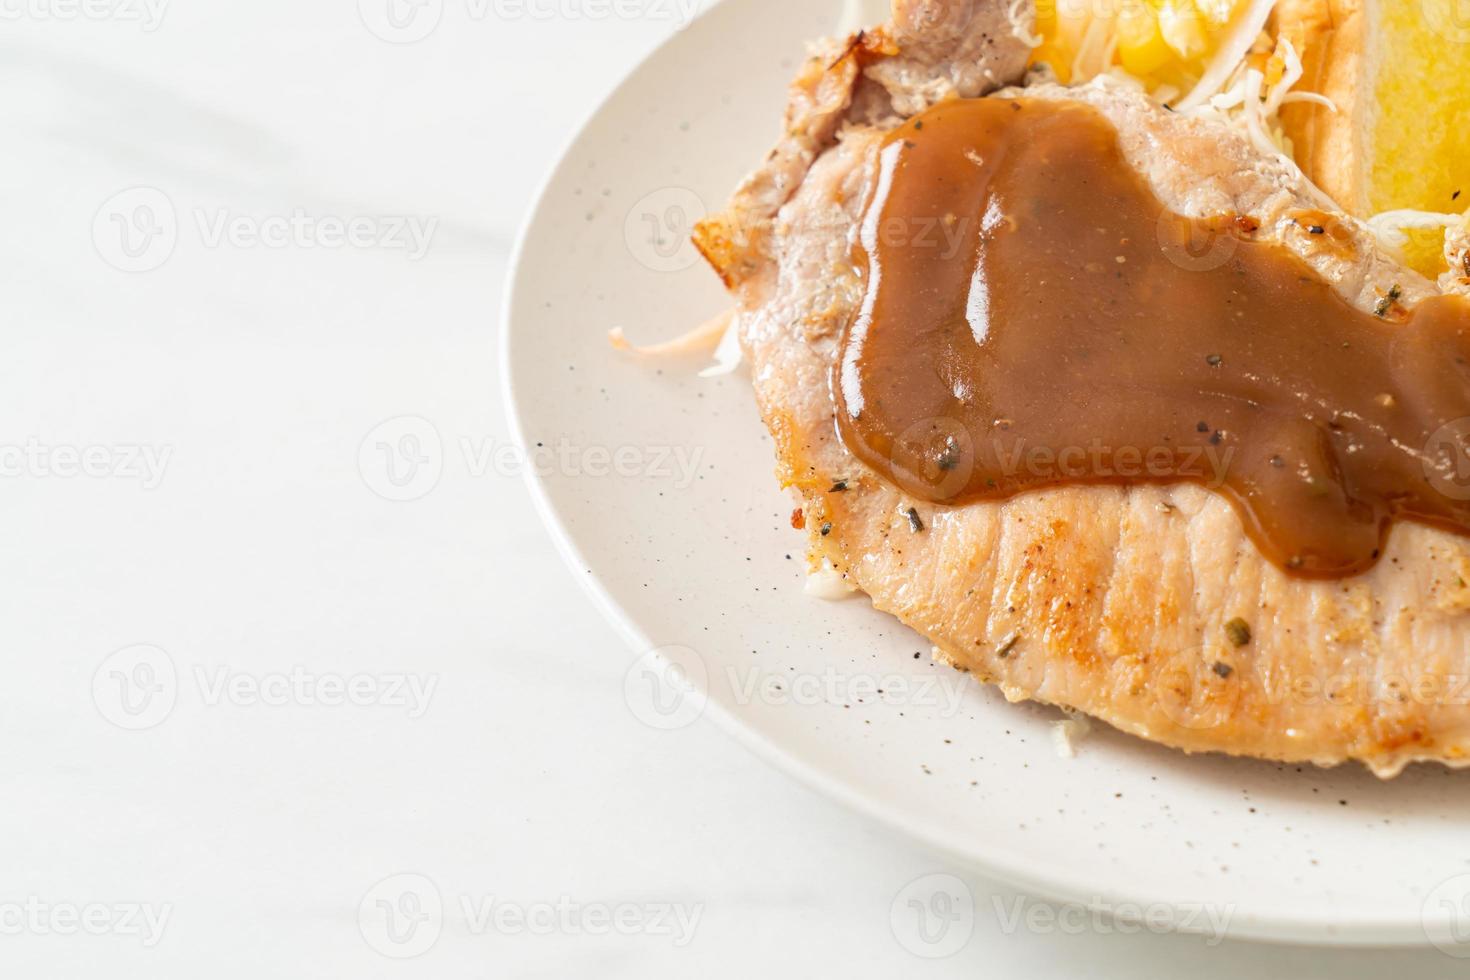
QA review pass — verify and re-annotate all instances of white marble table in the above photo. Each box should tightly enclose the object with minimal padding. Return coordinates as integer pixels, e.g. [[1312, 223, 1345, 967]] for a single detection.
[[0, 2, 1459, 975]]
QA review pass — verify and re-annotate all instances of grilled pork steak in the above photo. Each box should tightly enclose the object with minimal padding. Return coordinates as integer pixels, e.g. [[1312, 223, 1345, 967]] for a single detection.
[[694, 0, 1470, 776]]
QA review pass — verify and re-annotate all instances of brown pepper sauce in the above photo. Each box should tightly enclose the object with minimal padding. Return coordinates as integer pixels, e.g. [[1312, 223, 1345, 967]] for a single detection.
[[835, 98, 1470, 578]]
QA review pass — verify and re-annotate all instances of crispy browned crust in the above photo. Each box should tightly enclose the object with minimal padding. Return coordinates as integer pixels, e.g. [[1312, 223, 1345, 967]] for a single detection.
[[692, 29, 898, 290], [1275, 0, 1369, 214]]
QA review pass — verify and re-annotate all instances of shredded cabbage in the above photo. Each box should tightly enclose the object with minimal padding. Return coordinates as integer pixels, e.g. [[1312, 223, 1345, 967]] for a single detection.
[[698, 315, 744, 377], [1261, 36, 1302, 116], [1071, 14, 1112, 83], [1174, 0, 1278, 111], [1278, 91, 1338, 111], [609, 308, 735, 365], [1182, 34, 1339, 210], [1239, 71, 1284, 161]]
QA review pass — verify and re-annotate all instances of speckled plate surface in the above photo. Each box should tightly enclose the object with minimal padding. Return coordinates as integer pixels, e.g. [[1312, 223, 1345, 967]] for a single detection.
[[503, 0, 1470, 947]]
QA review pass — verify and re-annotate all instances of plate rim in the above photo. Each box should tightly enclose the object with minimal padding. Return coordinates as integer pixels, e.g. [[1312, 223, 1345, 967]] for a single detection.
[[498, 0, 1447, 949]]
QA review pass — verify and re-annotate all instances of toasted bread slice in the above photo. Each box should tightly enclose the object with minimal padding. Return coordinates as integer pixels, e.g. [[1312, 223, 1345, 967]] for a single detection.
[[1276, 0, 1470, 274], [1273, 0, 1365, 210]]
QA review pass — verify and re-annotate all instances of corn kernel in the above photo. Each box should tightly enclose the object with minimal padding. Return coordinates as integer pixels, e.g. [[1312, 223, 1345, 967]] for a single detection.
[[1118, 2, 1174, 75], [1158, 0, 1208, 60]]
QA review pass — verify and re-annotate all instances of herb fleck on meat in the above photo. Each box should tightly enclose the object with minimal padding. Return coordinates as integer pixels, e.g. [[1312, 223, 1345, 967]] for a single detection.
[[1374, 284, 1403, 318]]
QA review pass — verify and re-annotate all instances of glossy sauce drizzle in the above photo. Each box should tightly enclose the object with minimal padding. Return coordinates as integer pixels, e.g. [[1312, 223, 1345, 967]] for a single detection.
[[836, 98, 1470, 578]]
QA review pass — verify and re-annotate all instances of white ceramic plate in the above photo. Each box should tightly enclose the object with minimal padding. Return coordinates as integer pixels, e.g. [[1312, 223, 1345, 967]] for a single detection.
[[503, 0, 1470, 947]]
